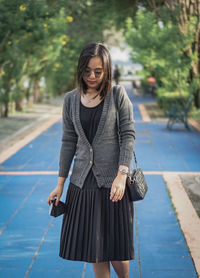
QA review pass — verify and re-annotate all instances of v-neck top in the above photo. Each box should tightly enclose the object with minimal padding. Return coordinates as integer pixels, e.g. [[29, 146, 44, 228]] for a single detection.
[[80, 100, 104, 144]]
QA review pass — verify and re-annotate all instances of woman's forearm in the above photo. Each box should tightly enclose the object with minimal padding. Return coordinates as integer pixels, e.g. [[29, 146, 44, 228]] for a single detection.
[[117, 165, 129, 178], [57, 177, 67, 188], [118, 165, 129, 171]]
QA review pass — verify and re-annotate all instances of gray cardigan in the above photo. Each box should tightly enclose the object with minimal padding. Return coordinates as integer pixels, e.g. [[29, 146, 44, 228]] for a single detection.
[[59, 85, 135, 189]]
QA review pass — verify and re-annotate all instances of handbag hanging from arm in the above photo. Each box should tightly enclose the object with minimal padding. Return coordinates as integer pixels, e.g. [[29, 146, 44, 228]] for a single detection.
[[114, 85, 148, 202], [126, 152, 148, 202]]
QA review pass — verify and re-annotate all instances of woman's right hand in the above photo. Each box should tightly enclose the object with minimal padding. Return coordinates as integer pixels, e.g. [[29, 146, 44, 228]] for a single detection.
[[47, 185, 63, 206]]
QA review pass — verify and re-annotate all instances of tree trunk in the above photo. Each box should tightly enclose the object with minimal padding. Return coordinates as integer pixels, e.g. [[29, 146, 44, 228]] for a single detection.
[[33, 76, 42, 103], [4, 101, 9, 117], [25, 78, 33, 102], [194, 88, 200, 108], [1, 93, 9, 118], [0, 102, 8, 118], [2, 75, 11, 118], [15, 99, 23, 111]]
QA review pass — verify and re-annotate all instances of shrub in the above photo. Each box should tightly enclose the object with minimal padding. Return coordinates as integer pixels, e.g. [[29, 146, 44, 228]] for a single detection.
[[157, 88, 190, 111]]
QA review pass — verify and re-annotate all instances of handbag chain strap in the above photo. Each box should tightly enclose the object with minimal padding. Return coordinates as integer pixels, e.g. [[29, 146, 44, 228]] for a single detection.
[[114, 85, 138, 171], [133, 151, 138, 169]]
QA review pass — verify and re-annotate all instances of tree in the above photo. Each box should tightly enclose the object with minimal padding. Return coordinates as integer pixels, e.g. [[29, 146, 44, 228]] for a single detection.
[[137, 0, 200, 107], [0, 1, 75, 116], [125, 8, 195, 96]]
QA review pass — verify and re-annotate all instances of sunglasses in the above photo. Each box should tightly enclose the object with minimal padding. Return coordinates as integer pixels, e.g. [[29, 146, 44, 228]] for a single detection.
[[83, 68, 103, 78]]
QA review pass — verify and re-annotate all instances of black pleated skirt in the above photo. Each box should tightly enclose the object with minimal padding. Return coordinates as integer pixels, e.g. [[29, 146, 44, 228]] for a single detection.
[[59, 180, 134, 263]]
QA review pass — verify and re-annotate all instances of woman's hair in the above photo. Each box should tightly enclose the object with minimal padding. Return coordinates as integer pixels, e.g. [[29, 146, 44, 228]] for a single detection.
[[77, 42, 112, 99]]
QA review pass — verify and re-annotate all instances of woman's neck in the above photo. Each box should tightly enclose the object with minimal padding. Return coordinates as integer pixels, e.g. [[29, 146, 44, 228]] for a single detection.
[[86, 88, 98, 96]]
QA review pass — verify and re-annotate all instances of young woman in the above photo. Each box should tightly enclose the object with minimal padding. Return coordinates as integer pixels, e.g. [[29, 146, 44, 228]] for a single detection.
[[47, 42, 135, 278]]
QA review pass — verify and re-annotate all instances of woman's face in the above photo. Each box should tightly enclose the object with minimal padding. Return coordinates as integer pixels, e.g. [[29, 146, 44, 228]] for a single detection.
[[83, 56, 104, 90]]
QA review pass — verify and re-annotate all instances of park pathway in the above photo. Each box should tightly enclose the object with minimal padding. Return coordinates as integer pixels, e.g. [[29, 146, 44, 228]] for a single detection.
[[0, 82, 200, 277]]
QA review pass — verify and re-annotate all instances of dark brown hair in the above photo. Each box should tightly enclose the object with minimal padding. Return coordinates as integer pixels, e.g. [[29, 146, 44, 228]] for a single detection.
[[77, 42, 112, 100]]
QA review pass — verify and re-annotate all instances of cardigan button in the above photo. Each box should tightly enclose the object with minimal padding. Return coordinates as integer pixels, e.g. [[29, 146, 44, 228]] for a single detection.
[[96, 172, 100, 176], [89, 160, 92, 165], [90, 148, 93, 152]]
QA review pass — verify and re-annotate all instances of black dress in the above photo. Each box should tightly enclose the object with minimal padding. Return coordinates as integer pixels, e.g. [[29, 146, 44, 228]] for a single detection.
[[59, 99, 134, 263]]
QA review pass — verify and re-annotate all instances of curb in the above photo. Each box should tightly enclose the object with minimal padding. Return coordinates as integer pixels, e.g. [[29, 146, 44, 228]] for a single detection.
[[139, 103, 200, 132], [189, 119, 200, 132], [163, 173, 200, 277], [0, 114, 61, 164]]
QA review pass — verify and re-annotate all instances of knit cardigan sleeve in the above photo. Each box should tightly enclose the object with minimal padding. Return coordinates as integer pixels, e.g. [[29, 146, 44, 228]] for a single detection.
[[117, 86, 135, 168], [58, 93, 78, 178]]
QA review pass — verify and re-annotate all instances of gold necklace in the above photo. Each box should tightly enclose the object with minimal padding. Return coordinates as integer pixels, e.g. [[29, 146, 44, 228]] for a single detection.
[[84, 93, 99, 104]]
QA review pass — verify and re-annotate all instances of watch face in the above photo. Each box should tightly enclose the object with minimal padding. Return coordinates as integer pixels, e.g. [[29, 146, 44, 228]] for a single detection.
[[121, 169, 128, 174]]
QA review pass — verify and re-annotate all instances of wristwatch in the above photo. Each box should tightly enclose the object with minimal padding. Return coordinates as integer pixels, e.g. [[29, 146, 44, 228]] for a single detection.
[[118, 168, 129, 175]]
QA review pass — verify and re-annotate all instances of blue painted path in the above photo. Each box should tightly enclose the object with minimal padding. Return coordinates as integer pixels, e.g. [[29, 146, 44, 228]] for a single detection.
[[0, 83, 199, 277]]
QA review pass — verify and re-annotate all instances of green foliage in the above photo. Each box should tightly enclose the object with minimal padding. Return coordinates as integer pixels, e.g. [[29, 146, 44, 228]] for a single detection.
[[157, 88, 190, 110], [0, 0, 72, 114], [190, 106, 200, 120], [125, 8, 197, 95], [0, 0, 199, 116], [0, 0, 117, 116]]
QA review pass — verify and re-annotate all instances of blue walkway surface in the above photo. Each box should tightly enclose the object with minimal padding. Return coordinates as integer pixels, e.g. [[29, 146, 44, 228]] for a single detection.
[[0, 83, 199, 277]]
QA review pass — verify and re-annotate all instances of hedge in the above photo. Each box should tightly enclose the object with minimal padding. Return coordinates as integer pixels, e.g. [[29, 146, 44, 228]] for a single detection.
[[157, 88, 192, 111]]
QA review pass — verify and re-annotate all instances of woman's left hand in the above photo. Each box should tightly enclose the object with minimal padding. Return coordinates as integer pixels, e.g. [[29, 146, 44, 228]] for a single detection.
[[110, 174, 127, 202]]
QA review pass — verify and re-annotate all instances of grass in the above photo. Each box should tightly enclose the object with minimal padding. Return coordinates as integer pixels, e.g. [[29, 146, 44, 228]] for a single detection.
[[164, 181, 179, 221], [190, 107, 200, 120]]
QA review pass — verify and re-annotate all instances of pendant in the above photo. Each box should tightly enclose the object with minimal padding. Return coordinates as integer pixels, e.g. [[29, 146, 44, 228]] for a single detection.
[[84, 93, 99, 104]]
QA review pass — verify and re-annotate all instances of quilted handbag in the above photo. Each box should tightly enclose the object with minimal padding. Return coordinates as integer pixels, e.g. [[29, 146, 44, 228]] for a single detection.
[[126, 153, 148, 202]]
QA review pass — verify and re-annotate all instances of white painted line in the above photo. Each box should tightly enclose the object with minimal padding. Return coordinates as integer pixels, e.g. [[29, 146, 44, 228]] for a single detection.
[[138, 104, 151, 122], [0, 171, 72, 175], [163, 173, 200, 277], [143, 171, 200, 176], [25, 217, 54, 278], [0, 179, 42, 236], [82, 263, 87, 278], [0, 170, 199, 176], [0, 171, 58, 175]]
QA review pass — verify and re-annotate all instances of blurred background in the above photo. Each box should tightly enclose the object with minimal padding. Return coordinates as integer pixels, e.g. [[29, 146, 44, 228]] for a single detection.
[[0, 0, 199, 120]]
